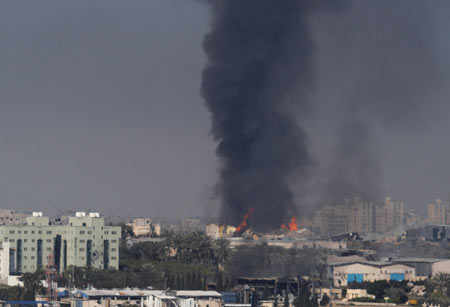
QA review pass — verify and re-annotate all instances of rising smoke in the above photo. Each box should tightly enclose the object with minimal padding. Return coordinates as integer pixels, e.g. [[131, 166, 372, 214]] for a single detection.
[[308, 0, 444, 207], [200, 0, 444, 230], [200, 0, 334, 231]]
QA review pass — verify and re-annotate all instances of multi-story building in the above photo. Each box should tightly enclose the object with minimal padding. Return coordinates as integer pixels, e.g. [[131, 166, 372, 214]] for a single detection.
[[313, 197, 405, 235], [0, 209, 30, 226], [0, 212, 121, 274], [427, 199, 449, 225], [375, 198, 404, 233], [132, 218, 161, 237]]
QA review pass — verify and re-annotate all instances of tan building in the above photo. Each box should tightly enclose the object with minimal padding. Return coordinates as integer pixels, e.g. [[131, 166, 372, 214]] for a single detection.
[[132, 218, 161, 237], [375, 197, 404, 233], [313, 197, 405, 235], [427, 199, 449, 225], [0, 209, 30, 225]]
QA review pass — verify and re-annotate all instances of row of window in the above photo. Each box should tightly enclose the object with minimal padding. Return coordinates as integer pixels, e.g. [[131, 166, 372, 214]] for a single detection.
[[9, 230, 52, 235], [6, 238, 52, 243]]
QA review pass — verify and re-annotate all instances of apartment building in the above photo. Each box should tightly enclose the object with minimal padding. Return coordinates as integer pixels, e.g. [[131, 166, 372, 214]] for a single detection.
[[0, 212, 121, 274], [427, 199, 449, 225], [375, 198, 404, 233], [313, 197, 404, 235]]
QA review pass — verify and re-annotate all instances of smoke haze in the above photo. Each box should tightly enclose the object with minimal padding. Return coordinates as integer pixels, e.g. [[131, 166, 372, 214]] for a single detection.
[[200, 0, 333, 231]]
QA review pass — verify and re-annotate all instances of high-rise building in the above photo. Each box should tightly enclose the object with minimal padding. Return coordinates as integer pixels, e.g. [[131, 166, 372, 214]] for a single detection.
[[0, 212, 121, 274], [313, 197, 405, 235], [427, 199, 449, 225], [375, 197, 404, 233]]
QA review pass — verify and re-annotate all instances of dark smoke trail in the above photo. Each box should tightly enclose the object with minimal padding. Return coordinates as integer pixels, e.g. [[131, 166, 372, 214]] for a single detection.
[[200, 1, 332, 231]]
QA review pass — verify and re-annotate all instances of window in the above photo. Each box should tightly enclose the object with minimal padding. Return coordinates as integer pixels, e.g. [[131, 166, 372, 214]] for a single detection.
[[46, 239, 52, 243], [111, 231, 117, 235], [24, 248, 27, 251], [31, 247, 35, 251], [9, 230, 14, 234], [79, 231, 85, 235], [111, 257, 117, 260], [80, 239, 85, 243], [31, 256, 35, 259], [24, 239, 27, 242], [24, 231, 28, 234], [31, 231, 35, 234], [111, 240, 117, 243], [79, 248, 85, 251], [47, 231, 52, 234], [32, 239, 35, 243], [46, 247, 52, 251], [38, 231, 42, 234], [10, 239, 15, 243], [111, 248, 116, 251]]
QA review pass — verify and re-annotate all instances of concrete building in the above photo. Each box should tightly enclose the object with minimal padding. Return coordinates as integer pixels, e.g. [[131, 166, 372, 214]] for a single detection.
[[375, 198, 404, 233], [0, 212, 121, 274], [391, 258, 450, 277], [68, 290, 221, 307], [329, 261, 416, 287], [0, 209, 30, 225], [313, 197, 405, 235], [132, 218, 161, 237], [427, 199, 450, 225]]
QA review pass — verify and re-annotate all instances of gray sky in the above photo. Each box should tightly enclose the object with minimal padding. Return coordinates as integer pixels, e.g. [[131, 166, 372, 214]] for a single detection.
[[1, 0, 450, 218]]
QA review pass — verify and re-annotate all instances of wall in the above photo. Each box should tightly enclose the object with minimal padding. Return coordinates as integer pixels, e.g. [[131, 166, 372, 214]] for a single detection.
[[432, 260, 450, 276]]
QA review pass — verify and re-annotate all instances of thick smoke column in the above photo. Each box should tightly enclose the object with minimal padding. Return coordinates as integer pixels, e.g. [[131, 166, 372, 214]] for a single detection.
[[200, 1, 334, 231]]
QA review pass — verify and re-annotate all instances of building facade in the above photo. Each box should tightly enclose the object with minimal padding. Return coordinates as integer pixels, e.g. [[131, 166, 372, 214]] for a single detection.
[[427, 199, 450, 225], [329, 261, 416, 287], [0, 212, 121, 274], [313, 197, 405, 235]]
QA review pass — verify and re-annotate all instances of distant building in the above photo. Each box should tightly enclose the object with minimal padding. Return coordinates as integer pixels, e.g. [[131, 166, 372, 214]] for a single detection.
[[0, 209, 30, 226], [0, 211, 121, 274], [206, 224, 236, 239], [69, 289, 222, 307], [375, 197, 404, 233], [391, 258, 450, 277], [328, 261, 416, 287], [132, 218, 161, 237], [313, 197, 405, 235], [427, 199, 450, 225]]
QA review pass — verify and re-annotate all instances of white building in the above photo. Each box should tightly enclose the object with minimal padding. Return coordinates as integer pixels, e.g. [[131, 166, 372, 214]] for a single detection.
[[329, 261, 416, 287]]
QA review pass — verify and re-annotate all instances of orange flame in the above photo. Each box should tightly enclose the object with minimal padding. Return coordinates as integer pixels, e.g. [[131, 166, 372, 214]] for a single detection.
[[288, 216, 298, 231], [235, 208, 254, 232]]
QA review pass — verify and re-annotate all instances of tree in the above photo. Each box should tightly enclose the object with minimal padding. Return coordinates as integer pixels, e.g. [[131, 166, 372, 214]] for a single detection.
[[319, 293, 329, 306], [21, 272, 45, 301]]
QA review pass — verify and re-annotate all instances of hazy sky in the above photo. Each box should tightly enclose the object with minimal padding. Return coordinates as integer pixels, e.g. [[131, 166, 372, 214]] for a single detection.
[[1, 0, 450, 218]]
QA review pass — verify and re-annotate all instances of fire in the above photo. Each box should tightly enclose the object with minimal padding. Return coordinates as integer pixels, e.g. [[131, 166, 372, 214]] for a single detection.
[[235, 208, 254, 232], [288, 216, 298, 231]]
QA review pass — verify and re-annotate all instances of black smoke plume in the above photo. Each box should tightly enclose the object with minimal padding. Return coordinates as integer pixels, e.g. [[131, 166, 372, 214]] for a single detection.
[[200, 1, 334, 231]]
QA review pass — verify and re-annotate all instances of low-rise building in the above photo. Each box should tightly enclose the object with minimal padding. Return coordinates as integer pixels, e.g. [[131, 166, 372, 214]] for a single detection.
[[329, 261, 416, 287], [132, 218, 161, 237], [391, 258, 450, 277], [68, 290, 221, 307]]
